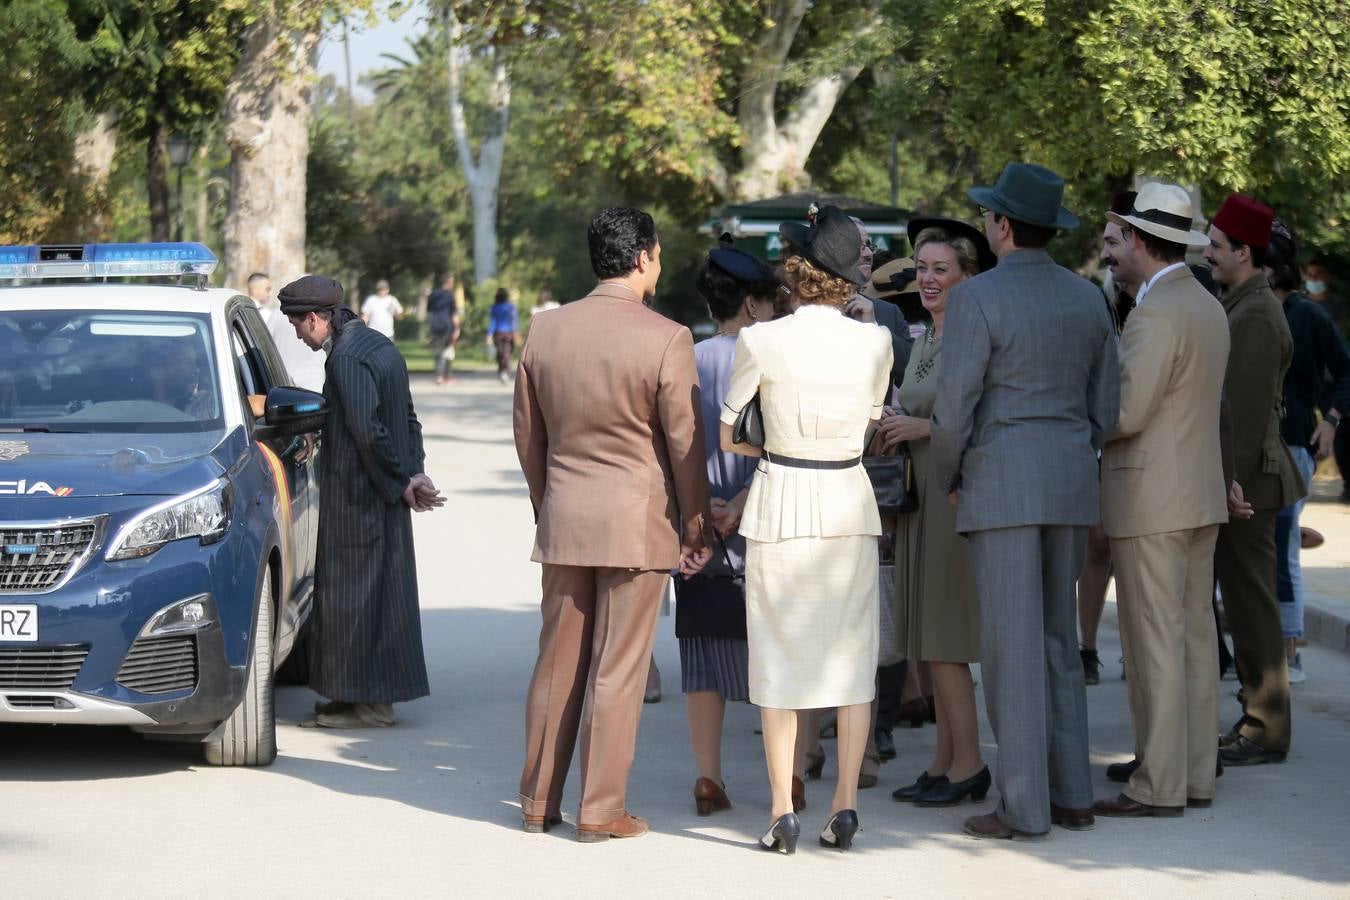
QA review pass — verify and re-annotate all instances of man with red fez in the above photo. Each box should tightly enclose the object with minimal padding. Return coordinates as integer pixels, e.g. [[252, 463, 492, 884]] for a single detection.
[[1203, 194, 1306, 766]]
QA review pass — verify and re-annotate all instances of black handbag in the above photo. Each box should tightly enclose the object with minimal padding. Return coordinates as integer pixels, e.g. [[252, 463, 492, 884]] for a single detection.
[[731, 395, 765, 448], [674, 538, 746, 640], [863, 448, 918, 515]]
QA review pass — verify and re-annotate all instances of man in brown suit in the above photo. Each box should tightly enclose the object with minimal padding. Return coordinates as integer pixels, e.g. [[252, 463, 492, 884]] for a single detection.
[[514, 207, 713, 841], [1091, 184, 1231, 818], [1204, 194, 1305, 766]]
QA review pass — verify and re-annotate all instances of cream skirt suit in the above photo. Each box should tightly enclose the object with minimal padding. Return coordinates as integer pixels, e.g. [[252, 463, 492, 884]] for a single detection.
[[720, 304, 894, 709]]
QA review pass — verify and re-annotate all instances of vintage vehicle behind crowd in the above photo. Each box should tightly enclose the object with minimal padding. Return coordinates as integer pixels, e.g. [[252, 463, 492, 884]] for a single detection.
[[0, 242, 325, 765]]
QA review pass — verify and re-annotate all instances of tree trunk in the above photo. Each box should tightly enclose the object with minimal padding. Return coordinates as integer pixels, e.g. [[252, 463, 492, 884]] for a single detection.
[[730, 0, 875, 201], [147, 123, 172, 241], [221, 17, 321, 291], [73, 111, 118, 240], [448, 10, 509, 286]]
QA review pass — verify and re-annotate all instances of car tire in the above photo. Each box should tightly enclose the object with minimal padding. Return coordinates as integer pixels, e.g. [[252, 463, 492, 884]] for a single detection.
[[203, 568, 276, 766]]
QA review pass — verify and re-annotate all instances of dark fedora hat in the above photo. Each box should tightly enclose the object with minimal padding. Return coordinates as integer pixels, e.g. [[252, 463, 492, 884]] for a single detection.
[[906, 216, 997, 272], [967, 162, 1080, 231], [778, 204, 865, 285]]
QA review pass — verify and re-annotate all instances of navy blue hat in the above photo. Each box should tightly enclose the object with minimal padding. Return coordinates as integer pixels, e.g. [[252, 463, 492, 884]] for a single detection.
[[708, 245, 776, 285], [968, 162, 1079, 231]]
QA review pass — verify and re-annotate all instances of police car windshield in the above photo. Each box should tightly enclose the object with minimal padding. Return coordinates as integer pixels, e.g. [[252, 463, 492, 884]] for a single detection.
[[0, 310, 224, 434]]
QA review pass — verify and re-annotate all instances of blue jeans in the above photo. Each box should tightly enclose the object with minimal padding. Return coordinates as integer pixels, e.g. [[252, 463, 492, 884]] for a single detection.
[[1274, 445, 1316, 638]]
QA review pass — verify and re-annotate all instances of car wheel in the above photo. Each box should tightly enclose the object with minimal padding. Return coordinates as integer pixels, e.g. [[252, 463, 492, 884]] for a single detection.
[[203, 568, 276, 766]]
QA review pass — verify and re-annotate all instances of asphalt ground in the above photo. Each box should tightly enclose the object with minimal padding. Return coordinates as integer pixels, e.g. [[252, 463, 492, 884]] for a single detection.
[[3, 372, 1348, 898]]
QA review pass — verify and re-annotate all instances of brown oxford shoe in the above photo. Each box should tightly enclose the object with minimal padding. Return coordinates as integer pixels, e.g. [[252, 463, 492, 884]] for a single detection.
[[1093, 793, 1183, 818], [1050, 803, 1095, 831], [522, 813, 564, 834], [963, 812, 1049, 842], [693, 777, 731, 816], [576, 812, 649, 843]]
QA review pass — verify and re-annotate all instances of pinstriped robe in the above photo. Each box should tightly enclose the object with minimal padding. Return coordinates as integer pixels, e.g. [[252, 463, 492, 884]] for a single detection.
[[311, 321, 430, 703]]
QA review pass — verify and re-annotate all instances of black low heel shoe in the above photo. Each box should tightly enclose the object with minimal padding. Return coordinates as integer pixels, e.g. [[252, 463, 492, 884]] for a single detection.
[[892, 771, 948, 802], [758, 813, 801, 855], [819, 809, 860, 851], [914, 766, 991, 807]]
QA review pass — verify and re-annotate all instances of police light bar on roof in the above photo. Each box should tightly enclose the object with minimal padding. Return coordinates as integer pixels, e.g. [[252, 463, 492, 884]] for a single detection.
[[0, 242, 218, 280]]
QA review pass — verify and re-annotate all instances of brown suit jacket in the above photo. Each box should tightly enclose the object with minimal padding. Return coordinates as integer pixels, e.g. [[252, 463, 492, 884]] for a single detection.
[[1221, 273, 1304, 511], [513, 283, 711, 569], [1102, 266, 1230, 538]]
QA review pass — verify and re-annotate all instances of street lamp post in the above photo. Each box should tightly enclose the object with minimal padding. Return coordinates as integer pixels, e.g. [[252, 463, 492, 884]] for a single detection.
[[166, 135, 195, 242]]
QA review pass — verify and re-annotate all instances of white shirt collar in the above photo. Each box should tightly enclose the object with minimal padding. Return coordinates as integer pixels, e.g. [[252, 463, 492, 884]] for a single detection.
[[1135, 262, 1187, 306]]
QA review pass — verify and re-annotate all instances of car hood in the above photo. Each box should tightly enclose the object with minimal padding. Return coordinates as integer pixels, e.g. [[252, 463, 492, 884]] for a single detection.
[[0, 431, 232, 499]]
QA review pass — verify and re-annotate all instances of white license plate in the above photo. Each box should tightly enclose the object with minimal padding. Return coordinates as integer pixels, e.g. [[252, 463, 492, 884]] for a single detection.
[[0, 605, 38, 642]]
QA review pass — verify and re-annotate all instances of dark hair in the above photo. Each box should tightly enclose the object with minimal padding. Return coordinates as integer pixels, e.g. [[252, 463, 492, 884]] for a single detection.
[[247, 272, 269, 285], [588, 207, 658, 279], [494, 287, 510, 304], [1267, 232, 1301, 291], [1190, 264, 1220, 298], [1122, 224, 1187, 264], [1228, 236, 1268, 270], [997, 213, 1055, 249], [696, 258, 778, 322]]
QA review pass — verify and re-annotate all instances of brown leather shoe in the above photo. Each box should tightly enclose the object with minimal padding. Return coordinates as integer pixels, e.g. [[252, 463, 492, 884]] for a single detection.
[[791, 775, 806, 813], [694, 777, 731, 816], [522, 813, 563, 833], [963, 812, 1049, 842], [1050, 803, 1095, 831], [1093, 793, 1184, 818], [576, 813, 649, 843]]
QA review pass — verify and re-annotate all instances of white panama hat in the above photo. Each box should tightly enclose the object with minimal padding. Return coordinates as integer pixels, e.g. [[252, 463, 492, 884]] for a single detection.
[[1106, 182, 1210, 247]]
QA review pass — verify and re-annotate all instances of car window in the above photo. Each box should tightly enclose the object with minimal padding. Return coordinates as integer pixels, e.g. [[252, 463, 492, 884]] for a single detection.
[[0, 310, 222, 433]]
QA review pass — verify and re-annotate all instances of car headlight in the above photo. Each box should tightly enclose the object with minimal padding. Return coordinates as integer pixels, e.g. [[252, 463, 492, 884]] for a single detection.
[[106, 481, 232, 560]]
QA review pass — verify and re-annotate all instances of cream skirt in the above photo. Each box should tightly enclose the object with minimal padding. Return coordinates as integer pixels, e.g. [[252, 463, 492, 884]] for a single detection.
[[745, 534, 878, 709]]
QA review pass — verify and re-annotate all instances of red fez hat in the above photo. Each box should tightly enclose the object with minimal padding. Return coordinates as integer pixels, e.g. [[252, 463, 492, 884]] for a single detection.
[[1212, 194, 1273, 248]]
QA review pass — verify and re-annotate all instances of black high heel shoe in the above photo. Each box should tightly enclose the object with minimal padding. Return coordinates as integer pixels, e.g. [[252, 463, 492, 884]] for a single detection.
[[914, 766, 991, 807], [819, 809, 859, 851], [891, 771, 948, 802], [759, 813, 801, 855], [805, 747, 826, 780]]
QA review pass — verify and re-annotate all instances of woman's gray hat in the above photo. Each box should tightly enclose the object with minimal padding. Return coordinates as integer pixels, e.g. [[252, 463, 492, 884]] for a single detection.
[[778, 204, 866, 285], [967, 162, 1080, 231]]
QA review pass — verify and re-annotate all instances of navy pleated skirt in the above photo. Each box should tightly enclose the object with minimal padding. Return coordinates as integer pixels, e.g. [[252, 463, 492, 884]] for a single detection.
[[679, 636, 750, 701]]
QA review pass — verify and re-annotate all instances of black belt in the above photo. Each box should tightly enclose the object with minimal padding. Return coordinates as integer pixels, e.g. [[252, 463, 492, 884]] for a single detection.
[[763, 451, 861, 470]]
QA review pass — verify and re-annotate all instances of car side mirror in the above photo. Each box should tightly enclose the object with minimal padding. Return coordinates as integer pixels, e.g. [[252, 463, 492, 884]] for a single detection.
[[254, 386, 327, 441]]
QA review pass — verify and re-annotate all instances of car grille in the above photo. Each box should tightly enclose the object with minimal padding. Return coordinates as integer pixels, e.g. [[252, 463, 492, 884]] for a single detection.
[[0, 644, 90, 689], [116, 635, 197, 694], [0, 521, 100, 593]]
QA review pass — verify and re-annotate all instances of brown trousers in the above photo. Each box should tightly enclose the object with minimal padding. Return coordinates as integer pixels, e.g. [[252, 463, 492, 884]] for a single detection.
[[519, 565, 667, 826], [1215, 509, 1291, 752], [1112, 526, 1219, 806]]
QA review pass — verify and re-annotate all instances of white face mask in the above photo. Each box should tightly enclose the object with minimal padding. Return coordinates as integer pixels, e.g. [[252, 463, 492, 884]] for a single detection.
[[1305, 280, 1327, 295]]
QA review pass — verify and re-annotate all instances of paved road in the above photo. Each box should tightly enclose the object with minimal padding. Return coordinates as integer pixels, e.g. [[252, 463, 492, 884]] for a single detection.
[[4, 373, 1349, 898]]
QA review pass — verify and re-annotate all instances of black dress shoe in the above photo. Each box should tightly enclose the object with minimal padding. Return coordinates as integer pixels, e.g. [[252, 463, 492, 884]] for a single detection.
[[1080, 648, 1102, 685], [915, 766, 992, 807], [875, 728, 897, 761], [892, 771, 947, 802], [819, 809, 860, 851], [1218, 735, 1286, 766], [759, 813, 801, 855], [1106, 758, 1140, 783]]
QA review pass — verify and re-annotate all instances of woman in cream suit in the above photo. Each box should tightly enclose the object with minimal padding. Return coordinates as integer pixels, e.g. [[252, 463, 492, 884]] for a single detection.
[[721, 205, 893, 855]]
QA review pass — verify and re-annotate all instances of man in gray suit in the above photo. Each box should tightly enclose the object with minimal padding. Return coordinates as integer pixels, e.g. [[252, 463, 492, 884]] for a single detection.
[[932, 163, 1120, 840]]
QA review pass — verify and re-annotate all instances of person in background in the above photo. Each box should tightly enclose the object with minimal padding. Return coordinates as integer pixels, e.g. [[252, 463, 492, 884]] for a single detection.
[[282, 275, 443, 729], [249, 270, 325, 392], [488, 288, 520, 383], [677, 241, 778, 818], [881, 217, 994, 810], [533, 288, 561, 314], [427, 273, 461, 385], [1204, 193, 1302, 767], [361, 279, 404, 340], [722, 204, 892, 855], [1267, 220, 1350, 685], [248, 272, 278, 324], [1304, 256, 1350, 502]]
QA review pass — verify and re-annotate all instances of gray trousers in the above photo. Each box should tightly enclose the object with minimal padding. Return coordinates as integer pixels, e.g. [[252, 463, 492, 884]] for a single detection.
[[968, 524, 1093, 833]]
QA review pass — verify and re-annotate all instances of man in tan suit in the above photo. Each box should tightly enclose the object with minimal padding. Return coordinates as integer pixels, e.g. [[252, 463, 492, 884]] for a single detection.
[[514, 207, 713, 841], [1092, 184, 1231, 818], [1204, 194, 1303, 766]]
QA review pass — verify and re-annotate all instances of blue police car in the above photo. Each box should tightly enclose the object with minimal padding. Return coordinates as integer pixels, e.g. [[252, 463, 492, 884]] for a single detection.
[[0, 242, 325, 765]]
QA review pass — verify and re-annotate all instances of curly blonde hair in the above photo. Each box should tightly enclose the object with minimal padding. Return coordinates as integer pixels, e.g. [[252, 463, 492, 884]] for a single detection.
[[784, 254, 855, 309]]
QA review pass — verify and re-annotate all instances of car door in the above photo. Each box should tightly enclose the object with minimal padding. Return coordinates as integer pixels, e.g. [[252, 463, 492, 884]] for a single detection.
[[226, 301, 319, 619]]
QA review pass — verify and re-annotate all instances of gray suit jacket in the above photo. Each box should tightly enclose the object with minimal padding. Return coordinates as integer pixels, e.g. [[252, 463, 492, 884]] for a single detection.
[[931, 249, 1120, 532]]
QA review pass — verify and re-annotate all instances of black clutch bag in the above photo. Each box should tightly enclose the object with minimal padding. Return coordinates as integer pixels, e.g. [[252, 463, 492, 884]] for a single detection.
[[863, 449, 918, 515], [731, 395, 765, 448], [673, 539, 747, 640]]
